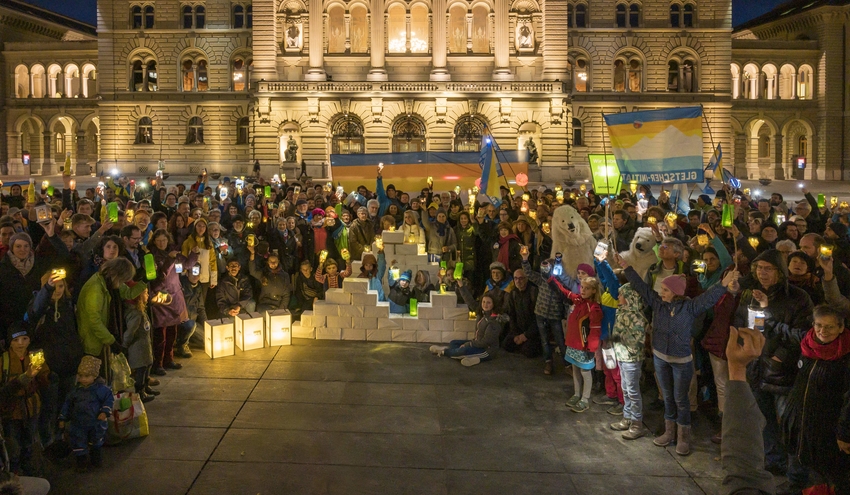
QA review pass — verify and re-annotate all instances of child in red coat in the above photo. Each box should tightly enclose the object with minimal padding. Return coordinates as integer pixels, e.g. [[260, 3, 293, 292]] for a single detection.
[[550, 276, 603, 413]]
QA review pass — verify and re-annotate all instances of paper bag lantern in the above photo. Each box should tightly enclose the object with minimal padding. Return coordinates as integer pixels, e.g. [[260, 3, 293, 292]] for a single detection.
[[235, 312, 265, 351], [205, 318, 235, 358], [264, 309, 292, 346]]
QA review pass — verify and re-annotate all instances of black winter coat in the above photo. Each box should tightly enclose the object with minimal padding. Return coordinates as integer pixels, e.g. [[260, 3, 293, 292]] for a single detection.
[[216, 273, 253, 314], [248, 259, 292, 312], [27, 284, 84, 376], [0, 253, 46, 333]]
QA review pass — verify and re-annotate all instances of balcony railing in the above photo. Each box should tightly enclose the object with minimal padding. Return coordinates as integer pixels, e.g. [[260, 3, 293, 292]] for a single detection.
[[258, 81, 567, 94]]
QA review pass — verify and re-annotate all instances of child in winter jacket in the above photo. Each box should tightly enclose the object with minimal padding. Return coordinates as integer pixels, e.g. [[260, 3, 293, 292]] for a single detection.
[[549, 275, 603, 413], [608, 283, 649, 440], [388, 269, 413, 314], [123, 287, 156, 403], [429, 278, 508, 367], [593, 259, 625, 413], [59, 355, 112, 472]]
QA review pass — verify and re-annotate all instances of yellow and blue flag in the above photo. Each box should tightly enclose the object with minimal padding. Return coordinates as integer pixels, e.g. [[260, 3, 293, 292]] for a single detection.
[[603, 106, 704, 185], [705, 144, 722, 180], [478, 130, 503, 198]]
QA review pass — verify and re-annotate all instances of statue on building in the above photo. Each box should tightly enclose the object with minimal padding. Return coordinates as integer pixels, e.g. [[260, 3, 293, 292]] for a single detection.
[[285, 135, 298, 162], [526, 137, 538, 165], [517, 23, 533, 49], [286, 24, 301, 49]]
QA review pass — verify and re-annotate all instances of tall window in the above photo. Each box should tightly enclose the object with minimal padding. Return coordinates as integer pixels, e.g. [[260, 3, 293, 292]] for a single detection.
[[616, 4, 626, 27], [132, 61, 144, 91], [387, 4, 406, 53], [616, 3, 639, 27], [246, 5, 252, 27], [234, 5, 245, 28], [181, 56, 208, 92], [449, 5, 467, 53], [232, 57, 251, 91], [136, 117, 153, 144], [575, 3, 587, 27], [186, 117, 204, 144], [670, 3, 695, 27], [410, 4, 429, 53], [573, 58, 588, 92], [328, 6, 346, 53], [147, 61, 158, 91], [471, 5, 489, 53], [55, 132, 65, 155], [799, 136, 808, 157], [182, 5, 205, 29], [667, 58, 696, 92], [350, 5, 368, 53], [758, 134, 771, 158], [132, 5, 143, 28], [629, 4, 640, 27], [392, 116, 426, 152], [237, 117, 249, 144], [572, 118, 583, 146], [453, 115, 486, 152], [669, 4, 680, 27], [331, 115, 364, 154], [614, 55, 642, 92], [683, 4, 694, 27]]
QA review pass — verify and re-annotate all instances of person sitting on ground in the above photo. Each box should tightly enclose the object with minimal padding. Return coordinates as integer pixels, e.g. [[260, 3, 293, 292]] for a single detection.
[[248, 245, 292, 313], [216, 259, 255, 316], [429, 277, 508, 367]]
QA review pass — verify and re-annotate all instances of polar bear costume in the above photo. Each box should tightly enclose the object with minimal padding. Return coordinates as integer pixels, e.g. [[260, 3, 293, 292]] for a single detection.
[[549, 205, 597, 278], [619, 227, 658, 279]]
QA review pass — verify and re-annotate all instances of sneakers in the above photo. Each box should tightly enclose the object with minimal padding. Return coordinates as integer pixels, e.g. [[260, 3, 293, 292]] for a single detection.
[[606, 404, 624, 416], [543, 360, 553, 375], [610, 418, 631, 431], [429, 345, 447, 356], [460, 357, 480, 367], [164, 362, 183, 370], [570, 400, 590, 413], [140, 392, 155, 403], [593, 395, 618, 406], [175, 344, 193, 358], [623, 422, 648, 440], [565, 395, 581, 408], [144, 386, 161, 396]]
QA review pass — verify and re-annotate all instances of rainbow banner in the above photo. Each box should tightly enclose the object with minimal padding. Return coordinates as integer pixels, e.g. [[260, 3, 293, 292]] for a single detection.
[[603, 106, 704, 185], [329, 151, 527, 193]]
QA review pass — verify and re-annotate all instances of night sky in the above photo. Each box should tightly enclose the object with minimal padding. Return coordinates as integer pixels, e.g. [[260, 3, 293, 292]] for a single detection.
[[22, 0, 790, 30]]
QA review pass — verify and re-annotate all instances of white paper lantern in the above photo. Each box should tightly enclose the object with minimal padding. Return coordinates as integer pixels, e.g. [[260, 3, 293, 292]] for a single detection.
[[204, 318, 235, 359], [235, 312, 265, 351], [264, 309, 292, 346]]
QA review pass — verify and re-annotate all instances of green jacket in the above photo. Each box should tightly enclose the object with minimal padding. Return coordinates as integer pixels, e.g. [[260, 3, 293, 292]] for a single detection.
[[76, 273, 146, 356]]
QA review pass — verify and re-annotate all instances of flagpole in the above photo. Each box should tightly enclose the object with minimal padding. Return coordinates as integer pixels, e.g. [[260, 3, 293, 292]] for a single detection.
[[600, 112, 613, 244], [484, 126, 514, 191], [700, 104, 723, 186]]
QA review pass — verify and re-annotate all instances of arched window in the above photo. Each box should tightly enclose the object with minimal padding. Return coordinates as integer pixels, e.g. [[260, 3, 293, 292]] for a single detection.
[[683, 3, 694, 27], [730, 64, 741, 99], [392, 116, 427, 152], [232, 57, 251, 91], [410, 4, 429, 53], [799, 135, 808, 157], [145, 6, 154, 28], [246, 5, 252, 27], [350, 5, 368, 53], [669, 4, 680, 27], [181, 55, 208, 92], [65, 64, 81, 98], [573, 58, 588, 92], [182, 5, 205, 29], [572, 118, 583, 146], [762, 64, 777, 100], [575, 3, 587, 27], [146, 61, 158, 91], [328, 6, 346, 53], [471, 5, 489, 53], [758, 134, 771, 158], [14, 65, 28, 98], [136, 117, 153, 144], [31, 65, 45, 98], [798, 64, 814, 99], [449, 5, 467, 53], [47, 64, 62, 97], [614, 54, 642, 92], [331, 115, 364, 154], [132, 5, 143, 28], [55, 131, 65, 155], [629, 4, 640, 27], [667, 56, 697, 92], [453, 115, 486, 152], [568, 4, 573, 26], [132, 61, 144, 91], [616, 4, 626, 27], [237, 117, 249, 144], [186, 117, 204, 144], [778, 64, 795, 99], [387, 4, 406, 53], [743, 63, 759, 99], [234, 5, 245, 28]]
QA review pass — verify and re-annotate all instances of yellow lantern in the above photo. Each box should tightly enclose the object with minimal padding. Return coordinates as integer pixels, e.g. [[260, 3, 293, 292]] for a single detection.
[[235, 312, 265, 351], [748, 237, 760, 249], [542, 222, 551, 234], [831, 196, 838, 208], [629, 182, 638, 194], [697, 234, 709, 246], [375, 236, 384, 250], [743, 188, 751, 196], [204, 318, 236, 358], [389, 225, 396, 232], [407, 233, 416, 244], [528, 210, 537, 220], [264, 309, 292, 346], [35, 205, 51, 223], [645, 216, 657, 226], [579, 183, 587, 193], [468, 311, 477, 320], [417, 243, 427, 256], [522, 193, 530, 202], [319, 250, 328, 263], [820, 245, 835, 258]]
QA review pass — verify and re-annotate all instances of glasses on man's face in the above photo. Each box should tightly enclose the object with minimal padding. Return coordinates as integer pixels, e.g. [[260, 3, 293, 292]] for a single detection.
[[755, 263, 776, 272], [129, 236, 142, 242]]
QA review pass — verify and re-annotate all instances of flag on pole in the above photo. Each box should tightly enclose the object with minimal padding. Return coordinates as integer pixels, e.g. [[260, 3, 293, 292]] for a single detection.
[[704, 144, 723, 181], [669, 183, 691, 215], [478, 129, 503, 198]]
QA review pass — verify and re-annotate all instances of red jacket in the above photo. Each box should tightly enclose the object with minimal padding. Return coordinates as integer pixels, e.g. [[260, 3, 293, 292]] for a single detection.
[[551, 279, 602, 352]]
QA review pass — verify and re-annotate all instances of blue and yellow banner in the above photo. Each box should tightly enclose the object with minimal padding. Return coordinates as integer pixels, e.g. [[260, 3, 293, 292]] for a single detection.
[[603, 106, 704, 185], [478, 133, 503, 198]]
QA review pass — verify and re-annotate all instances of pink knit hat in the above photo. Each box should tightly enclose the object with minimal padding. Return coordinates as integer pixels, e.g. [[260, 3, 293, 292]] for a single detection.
[[577, 263, 596, 277], [661, 275, 687, 297]]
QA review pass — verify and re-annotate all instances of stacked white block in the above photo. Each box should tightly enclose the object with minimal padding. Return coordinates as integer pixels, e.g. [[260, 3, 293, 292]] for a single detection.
[[235, 312, 265, 351]]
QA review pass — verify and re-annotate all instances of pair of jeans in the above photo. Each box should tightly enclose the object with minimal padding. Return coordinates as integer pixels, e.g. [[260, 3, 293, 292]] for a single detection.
[[152, 325, 177, 368], [653, 355, 694, 426], [619, 361, 643, 421], [754, 387, 809, 487], [442, 340, 490, 361], [132, 366, 151, 393], [536, 315, 566, 361]]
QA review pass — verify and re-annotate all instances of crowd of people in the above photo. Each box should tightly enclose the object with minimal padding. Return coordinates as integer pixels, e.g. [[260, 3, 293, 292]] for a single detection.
[[0, 167, 848, 495]]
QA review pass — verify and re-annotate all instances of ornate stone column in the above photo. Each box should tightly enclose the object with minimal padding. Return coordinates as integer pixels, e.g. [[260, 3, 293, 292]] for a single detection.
[[492, 0, 512, 80], [430, 0, 449, 80], [305, 0, 327, 81], [367, 0, 387, 81]]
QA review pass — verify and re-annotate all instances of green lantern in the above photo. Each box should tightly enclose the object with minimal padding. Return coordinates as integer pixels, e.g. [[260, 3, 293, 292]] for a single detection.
[[721, 204, 734, 228], [453, 262, 464, 280], [817, 194, 825, 208], [409, 298, 418, 317], [144, 253, 157, 281], [107, 202, 119, 223]]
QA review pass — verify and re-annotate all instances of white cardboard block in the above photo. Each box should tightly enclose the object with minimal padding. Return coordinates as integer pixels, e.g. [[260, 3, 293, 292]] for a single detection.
[[402, 317, 429, 331], [343, 278, 369, 294], [381, 230, 404, 244], [327, 316, 351, 328], [416, 331, 442, 343], [366, 329, 393, 341], [352, 317, 378, 329], [454, 319, 477, 332], [352, 261, 362, 274], [313, 302, 340, 316], [365, 305, 390, 318], [352, 293, 378, 306], [341, 328, 366, 340], [441, 331, 469, 343], [292, 323, 316, 339], [428, 319, 455, 331], [325, 289, 351, 305], [391, 330, 417, 342], [377, 317, 402, 329], [417, 306, 442, 320], [377, 243, 394, 255], [339, 305, 365, 318], [443, 306, 469, 320], [395, 243, 419, 255], [430, 293, 457, 308], [316, 328, 342, 340]]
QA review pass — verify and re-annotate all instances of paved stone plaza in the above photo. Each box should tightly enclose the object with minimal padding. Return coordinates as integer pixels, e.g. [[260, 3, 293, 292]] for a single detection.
[[42, 339, 783, 495]]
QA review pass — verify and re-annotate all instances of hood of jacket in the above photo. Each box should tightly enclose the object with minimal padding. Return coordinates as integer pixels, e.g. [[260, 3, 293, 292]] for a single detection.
[[752, 248, 789, 291]]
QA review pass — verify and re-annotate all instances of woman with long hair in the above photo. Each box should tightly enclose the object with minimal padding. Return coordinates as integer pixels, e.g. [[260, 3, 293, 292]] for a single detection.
[[182, 217, 217, 309], [167, 212, 190, 249]]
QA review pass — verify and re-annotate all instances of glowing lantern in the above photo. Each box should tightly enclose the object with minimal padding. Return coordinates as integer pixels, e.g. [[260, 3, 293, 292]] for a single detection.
[[204, 318, 236, 359], [235, 312, 265, 351], [264, 309, 292, 346], [515, 173, 529, 187]]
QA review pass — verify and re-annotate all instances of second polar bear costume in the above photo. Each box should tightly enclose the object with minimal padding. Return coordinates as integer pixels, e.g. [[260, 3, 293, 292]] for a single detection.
[[549, 205, 597, 278], [619, 227, 658, 279]]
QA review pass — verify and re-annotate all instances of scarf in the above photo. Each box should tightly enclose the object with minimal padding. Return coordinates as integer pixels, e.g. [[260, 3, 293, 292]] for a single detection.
[[801, 328, 850, 361], [436, 221, 447, 237], [497, 234, 518, 268], [8, 252, 34, 277]]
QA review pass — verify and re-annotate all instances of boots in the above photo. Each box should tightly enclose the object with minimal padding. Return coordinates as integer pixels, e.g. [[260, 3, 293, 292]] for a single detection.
[[676, 425, 691, 456], [609, 418, 631, 431], [653, 420, 677, 447], [623, 422, 648, 440]]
